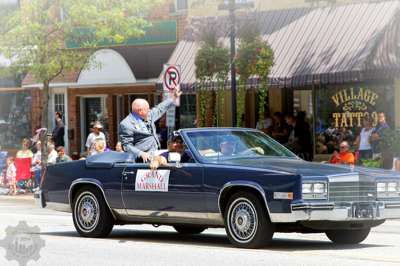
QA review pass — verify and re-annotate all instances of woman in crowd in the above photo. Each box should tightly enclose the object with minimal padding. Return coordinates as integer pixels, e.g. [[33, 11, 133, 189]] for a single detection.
[[354, 116, 374, 163], [15, 138, 34, 189]]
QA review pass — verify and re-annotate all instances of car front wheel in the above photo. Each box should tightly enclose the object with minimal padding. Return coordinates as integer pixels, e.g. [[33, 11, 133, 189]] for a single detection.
[[72, 186, 114, 238], [224, 192, 274, 248], [325, 228, 370, 244]]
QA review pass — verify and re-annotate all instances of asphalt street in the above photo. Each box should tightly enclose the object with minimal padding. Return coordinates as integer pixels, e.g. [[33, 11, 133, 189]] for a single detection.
[[0, 196, 400, 266]]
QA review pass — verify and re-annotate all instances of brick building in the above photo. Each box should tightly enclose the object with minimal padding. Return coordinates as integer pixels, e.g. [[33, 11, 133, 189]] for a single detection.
[[21, 0, 189, 155]]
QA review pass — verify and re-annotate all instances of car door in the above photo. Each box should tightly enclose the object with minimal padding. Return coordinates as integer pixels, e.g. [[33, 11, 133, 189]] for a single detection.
[[121, 161, 206, 218]]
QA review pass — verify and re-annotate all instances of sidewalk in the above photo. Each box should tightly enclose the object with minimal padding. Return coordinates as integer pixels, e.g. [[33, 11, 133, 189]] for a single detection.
[[0, 188, 35, 203]]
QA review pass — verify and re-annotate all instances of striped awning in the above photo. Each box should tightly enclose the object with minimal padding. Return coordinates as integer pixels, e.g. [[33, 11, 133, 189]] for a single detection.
[[157, 1, 400, 91]]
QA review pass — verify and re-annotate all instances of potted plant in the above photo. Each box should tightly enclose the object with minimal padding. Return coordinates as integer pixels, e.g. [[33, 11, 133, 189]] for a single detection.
[[378, 128, 400, 170]]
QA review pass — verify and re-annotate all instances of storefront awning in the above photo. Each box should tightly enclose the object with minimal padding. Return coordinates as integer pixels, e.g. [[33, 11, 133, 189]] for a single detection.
[[22, 44, 176, 88], [157, 1, 400, 91]]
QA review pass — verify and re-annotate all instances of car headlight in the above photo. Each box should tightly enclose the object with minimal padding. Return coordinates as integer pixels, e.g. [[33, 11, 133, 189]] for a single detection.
[[377, 181, 400, 198], [302, 183, 313, 194], [302, 182, 327, 200]]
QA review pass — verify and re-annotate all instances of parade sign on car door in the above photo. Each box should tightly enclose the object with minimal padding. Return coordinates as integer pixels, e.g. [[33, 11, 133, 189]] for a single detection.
[[135, 170, 170, 192]]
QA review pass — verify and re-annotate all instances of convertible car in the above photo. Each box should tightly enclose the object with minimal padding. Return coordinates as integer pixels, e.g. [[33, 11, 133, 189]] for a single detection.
[[35, 128, 400, 248]]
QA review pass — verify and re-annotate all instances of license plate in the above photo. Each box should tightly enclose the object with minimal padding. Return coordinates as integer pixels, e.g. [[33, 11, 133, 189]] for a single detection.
[[352, 203, 375, 219]]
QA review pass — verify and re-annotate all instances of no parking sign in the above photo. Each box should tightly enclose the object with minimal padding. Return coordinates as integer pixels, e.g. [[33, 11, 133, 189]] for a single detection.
[[163, 64, 181, 91], [162, 64, 181, 128]]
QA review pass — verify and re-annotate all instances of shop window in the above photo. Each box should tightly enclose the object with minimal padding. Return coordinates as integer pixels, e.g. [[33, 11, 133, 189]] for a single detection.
[[293, 90, 313, 118], [0, 92, 32, 149], [314, 85, 394, 155]]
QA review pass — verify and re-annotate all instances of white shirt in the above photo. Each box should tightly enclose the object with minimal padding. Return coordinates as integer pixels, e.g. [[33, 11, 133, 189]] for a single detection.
[[32, 151, 41, 171], [85, 132, 106, 152], [256, 118, 273, 130], [47, 150, 58, 165], [359, 128, 373, 150], [6, 163, 16, 181]]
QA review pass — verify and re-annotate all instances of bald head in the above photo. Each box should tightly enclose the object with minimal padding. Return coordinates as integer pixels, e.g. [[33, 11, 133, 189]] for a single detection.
[[132, 98, 150, 119], [339, 141, 350, 152]]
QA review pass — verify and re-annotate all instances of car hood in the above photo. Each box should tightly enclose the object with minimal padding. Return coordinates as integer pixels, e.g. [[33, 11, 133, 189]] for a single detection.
[[218, 157, 399, 178]]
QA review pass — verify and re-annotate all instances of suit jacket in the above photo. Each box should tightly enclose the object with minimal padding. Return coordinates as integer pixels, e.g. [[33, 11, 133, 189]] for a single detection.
[[119, 98, 174, 159], [52, 120, 65, 148]]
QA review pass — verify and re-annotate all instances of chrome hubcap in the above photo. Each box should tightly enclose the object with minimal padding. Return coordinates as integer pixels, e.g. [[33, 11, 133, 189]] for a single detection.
[[76, 193, 99, 232], [228, 198, 258, 243]]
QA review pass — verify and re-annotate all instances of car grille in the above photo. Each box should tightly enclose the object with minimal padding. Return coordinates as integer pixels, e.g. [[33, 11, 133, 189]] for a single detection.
[[328, 181, 376, 202]]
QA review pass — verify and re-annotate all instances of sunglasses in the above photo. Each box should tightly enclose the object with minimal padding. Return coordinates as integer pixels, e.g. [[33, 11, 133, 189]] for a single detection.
[[340, 146, 347, 149]]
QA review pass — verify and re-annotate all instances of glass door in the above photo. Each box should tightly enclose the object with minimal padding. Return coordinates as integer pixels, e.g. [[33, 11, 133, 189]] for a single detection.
[[80, 96, 108, 152]]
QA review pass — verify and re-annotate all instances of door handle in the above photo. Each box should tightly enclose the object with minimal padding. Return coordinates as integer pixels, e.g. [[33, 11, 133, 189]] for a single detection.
[[123, 171, 136, 175]]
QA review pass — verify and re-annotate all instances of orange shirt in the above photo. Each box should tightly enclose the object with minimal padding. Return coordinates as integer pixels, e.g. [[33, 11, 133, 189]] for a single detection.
[[330, 151, 355, 165]]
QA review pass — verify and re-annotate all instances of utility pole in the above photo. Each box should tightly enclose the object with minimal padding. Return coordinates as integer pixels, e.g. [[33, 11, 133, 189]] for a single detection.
[[219, 0, 254, 127]]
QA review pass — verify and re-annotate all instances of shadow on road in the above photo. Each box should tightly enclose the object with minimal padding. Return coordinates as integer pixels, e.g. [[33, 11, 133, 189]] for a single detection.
[[39, 228, 391, 251]]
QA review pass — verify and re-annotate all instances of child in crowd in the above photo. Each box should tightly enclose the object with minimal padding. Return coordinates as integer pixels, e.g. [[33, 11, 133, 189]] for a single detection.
[[6, 157, 17, 195], [91, 139, 106, 156], [115, 141, 124, 152]]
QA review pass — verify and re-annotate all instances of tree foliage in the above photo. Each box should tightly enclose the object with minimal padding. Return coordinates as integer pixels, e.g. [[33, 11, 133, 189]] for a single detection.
[[0, 0, 161, 178], [0, 0, 160, 84], [236, 21, 274, 126], [194, 23, 229, 127]]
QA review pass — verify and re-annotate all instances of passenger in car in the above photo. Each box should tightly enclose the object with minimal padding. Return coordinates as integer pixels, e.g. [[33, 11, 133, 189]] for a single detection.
[[219, 136, 237, 156], [150, 135, 193, 170]]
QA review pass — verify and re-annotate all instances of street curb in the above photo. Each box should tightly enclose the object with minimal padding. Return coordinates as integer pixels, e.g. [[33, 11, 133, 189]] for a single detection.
[[0, 194, 35, 203]]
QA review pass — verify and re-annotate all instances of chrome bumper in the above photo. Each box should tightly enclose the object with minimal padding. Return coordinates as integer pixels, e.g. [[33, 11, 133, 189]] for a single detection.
[[290, 201, 400, 221], [270, 201, 400, 223]]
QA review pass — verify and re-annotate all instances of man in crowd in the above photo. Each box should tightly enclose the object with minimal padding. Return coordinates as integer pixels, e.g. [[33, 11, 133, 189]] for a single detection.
[[119, 89, 182, 162], [52, 112, 65, 148], [85, 121, 106, 155], [56, 146, 71, 163], [329, 141, 355, 165], [370, 112, 389, 155]]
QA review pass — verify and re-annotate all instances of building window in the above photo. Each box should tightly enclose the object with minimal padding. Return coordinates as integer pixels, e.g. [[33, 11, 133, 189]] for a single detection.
[[223, 0, 254, 5], [170, 0, 188, 13], [176, 0, 188, 10], [179, 94, 196, 128], [54, 93, 65, 120]]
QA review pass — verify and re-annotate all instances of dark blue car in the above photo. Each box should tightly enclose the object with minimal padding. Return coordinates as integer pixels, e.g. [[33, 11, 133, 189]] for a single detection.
[[35, 128, 400, 248]]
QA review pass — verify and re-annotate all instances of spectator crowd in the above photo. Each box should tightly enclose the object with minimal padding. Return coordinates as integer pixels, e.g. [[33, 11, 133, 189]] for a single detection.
[[0, 112, 122, 195]]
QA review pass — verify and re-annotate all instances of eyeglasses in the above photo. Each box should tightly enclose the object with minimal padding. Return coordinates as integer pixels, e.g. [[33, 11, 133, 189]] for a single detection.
[[340, 146, 347, 149]]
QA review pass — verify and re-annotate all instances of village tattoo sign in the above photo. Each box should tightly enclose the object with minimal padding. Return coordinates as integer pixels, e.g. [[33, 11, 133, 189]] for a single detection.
[[331, 87, 379, 128]]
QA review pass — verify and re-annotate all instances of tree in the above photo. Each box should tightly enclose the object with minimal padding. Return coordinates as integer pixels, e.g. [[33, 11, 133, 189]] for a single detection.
[[0, 0, 161, 184], [236, 21, 274, 127], [194, 21, 229, 127]]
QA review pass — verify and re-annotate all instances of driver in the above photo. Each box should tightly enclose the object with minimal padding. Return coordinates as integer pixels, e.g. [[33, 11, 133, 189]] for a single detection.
[[150, 135, 192, 170], [219, 136, 237, 156]]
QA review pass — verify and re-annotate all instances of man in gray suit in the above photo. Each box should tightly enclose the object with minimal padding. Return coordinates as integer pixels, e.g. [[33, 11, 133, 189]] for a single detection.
[[119, 90, 181, 162]]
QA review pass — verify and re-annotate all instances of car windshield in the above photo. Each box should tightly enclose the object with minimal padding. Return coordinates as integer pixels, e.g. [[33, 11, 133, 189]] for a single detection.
[[186, 130, 297, 162]]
